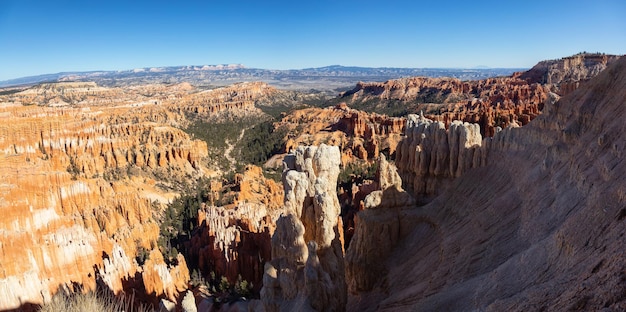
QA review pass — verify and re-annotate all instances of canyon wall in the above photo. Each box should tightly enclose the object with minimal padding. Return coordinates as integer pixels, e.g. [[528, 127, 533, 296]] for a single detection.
[[340, 53, 621, 137], [341, 75, 548, 136], [346, 57, 626, 311], [0, 105, 202, 309]]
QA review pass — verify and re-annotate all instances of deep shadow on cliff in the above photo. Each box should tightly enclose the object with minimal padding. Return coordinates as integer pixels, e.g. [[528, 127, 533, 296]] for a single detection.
[[349, 57, 626, 311]]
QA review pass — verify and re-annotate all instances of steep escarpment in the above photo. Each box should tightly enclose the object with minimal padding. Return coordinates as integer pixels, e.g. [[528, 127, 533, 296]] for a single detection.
[[519, 52, 621, 94], [348, 57, 626, 310]]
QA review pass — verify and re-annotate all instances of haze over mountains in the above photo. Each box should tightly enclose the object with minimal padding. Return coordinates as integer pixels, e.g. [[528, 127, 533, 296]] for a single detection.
[[0, 65, 523, 92]]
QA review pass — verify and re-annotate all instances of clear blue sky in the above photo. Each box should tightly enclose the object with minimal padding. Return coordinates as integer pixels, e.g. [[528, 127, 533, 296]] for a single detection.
[[0, 0, 624, 81]]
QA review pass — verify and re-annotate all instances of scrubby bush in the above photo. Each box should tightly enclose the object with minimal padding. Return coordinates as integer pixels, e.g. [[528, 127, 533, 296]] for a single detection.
[[39, 288, 152, 312]]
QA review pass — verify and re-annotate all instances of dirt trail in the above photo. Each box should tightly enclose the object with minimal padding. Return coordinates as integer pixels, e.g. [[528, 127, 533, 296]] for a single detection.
[[224, 127, 246, 169]]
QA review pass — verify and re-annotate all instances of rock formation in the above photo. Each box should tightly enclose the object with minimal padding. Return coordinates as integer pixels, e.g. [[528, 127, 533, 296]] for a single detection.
[[346, 57, 626, 311], [261, 144, 347, 311], [395, 113, 484, 202], [340, 75, 548, 136], [345, 154, 416, 293], [275, 104, 406, 164], [339, 53, 621, 137], [519, 52, 621, 95], [0, 81, 283, 310]]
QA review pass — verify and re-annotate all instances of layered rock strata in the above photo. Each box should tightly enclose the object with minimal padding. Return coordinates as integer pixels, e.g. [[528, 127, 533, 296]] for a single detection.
[[275, 103, 405, 164], [520, 53, 621, 94], [341, 75, 548, 136], [261, 144, 347, 311]]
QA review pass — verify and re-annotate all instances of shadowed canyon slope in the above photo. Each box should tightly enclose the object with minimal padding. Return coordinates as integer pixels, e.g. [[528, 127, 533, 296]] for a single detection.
[[347, 56, 626, 311]]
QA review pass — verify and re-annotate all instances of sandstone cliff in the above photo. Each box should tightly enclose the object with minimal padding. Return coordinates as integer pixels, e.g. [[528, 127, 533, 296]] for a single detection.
[[347, 57, 626, 311], [261, 144, 347, 311], [519, 52, 621, 94]]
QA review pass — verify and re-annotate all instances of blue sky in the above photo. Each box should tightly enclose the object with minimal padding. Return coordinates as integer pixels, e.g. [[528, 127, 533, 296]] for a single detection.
[[0, 0, 624, 81]]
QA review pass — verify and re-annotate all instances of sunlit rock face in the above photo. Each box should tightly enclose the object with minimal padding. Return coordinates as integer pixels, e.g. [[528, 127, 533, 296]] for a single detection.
[[261, 144, 347, 312], [276, 104, 406, 164], [0, 81, 277, 309]]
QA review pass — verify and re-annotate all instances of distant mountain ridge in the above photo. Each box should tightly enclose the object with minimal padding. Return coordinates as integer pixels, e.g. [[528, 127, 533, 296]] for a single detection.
[[0, 64, 524, 91]]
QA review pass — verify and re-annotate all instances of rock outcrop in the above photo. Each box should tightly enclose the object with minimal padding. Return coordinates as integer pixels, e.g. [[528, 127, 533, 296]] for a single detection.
[[519, 53, 621, 95], [347, 57, 626, 311], [275, 104, 406, 164], [395, 113, 484, 202], [261, 144, 347, 311], [345, 154, 416, 293]]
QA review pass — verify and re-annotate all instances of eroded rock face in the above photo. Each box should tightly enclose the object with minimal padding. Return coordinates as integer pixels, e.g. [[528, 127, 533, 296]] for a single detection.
[[275, 104, 406, 164], [395, 113, 484, 202], [340, 54, 621, 138], [261, 144, 347, 311], [187, 165, 283, 292], [519, 53, 621, 95], [347, 57, 626, 311], [345, 154, 416, 293], [341, 75, 548, 136], [0, 81, 279, 309]]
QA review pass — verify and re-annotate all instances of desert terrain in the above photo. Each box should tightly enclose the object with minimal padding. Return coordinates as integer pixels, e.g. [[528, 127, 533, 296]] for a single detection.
[[0, 52, 623, 311]]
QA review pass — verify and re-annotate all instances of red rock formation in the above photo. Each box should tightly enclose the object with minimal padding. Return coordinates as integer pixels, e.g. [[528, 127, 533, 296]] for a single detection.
[[277, 103, 406, 163], [0, 81, 280, 309], [340, 54, 620, 138], [189, 165, 283, 291], [343, 76, 549, 137]]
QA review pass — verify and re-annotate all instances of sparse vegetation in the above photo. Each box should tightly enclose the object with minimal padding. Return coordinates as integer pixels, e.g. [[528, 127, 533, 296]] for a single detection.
[[39, 288, 152, 312], [338, 160, 378, 186], [157, 178, 211, 264], [66, 156, 81, 180]]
